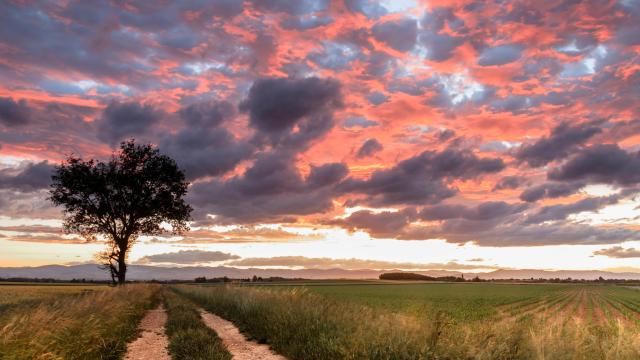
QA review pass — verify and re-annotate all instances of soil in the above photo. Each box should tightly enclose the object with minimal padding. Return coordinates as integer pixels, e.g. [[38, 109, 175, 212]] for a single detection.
[[200, 309, 287, 360], [124, 306, 171, 360]]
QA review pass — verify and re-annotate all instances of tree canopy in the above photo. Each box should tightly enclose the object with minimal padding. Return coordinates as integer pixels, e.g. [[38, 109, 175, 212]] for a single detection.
[[50, 140, 192, 284]]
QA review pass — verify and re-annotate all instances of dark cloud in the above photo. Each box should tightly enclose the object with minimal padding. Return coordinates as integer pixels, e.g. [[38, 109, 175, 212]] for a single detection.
[[362, 51, 396, 78], [136, 250, 240, 264], [95, 101, 162, 146], [307, 163, 349, 188], [366, 91, 389, 105], [308, 42, 361, 70], [281, 14, 333, 30], [0, 97, 30, 126], [344, 116, 379, 128], [0, 161, 54, 192], [249, 0, 329, 15], [516, 122, 602, 167], [493, 176, 526, 190], [339, 148, 504, 206], [189, 151, 348, 223], [524, 196, 619, 224], [438, 129, 456, 141], [400, 221, 640, 246], [344, 0, 387, 19], [161, 101, 254, 180], [241, 77, 342, 149], [356, 138, 383, 158], [548, 144, 640, 186], [372, 18, 417, 52], [519, 182, 584, 202], [477, 44, 524, 66], [327, 208, 417, 238], [594, 246, 640, 259], [420, 201, 528, 221], [420, 33, 463, 62]]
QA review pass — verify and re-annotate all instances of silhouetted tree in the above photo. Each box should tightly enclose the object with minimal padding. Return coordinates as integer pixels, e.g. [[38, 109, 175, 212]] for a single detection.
[[50, 140, 192, 285]]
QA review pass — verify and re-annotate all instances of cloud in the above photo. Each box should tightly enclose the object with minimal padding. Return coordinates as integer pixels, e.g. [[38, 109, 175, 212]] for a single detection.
[[548, 144, 640, 186], [344, 116, 379, 128], [327, 208, 418, 238], [356, 138, 383, 158], [339, 148, 504, 206], [161, 101, 254, 180], [240, 77, 342, 149], [95, 101, 162, 146], [136, 250, 240, 264], [516, 122, 602, 167], [523, 196, 619, 224], [477, 44, 524, 66], [420, 201, 528, 221], [5, 234, 86, 244], [493, 176, 526, 190], [372, 18, 418, 52], [344, 0, 388, 19], [594, 246, 640, 259], [0, 161, 54, 192], [249, 0, 328, 15], [227, 256, 501, 270], [189, 151, 348, 223], [400, 221, 640, 247], [519, 182, 584, 202], [0, 97, 30, 126]]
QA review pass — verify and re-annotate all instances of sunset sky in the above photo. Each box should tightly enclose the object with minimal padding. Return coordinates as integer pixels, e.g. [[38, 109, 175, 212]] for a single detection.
[[1, 0, 639, 272]]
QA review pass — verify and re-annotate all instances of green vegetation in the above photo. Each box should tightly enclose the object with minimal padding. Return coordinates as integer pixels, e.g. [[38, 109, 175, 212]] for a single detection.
[[0, 284, 159, 360], [163, 289, 232, 360], [2, 282, 640, 359], [299, 282, 569, 320], [0, 283, 107, 313], [178, 283, 640, 359]]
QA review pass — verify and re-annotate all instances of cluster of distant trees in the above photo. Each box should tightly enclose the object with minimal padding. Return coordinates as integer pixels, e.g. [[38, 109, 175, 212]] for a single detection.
[[379, 272, 466, 282], [378, 272, 640, 284], [194, 276, 306, 283]]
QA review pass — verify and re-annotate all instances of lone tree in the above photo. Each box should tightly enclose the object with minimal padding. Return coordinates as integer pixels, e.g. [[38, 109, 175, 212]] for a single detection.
[[50, 140, 192, 285]]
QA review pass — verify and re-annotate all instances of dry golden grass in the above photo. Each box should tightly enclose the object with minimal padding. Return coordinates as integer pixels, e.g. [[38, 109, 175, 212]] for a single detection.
[[0, 284, 108, 308], [0, 284, 159, 360]]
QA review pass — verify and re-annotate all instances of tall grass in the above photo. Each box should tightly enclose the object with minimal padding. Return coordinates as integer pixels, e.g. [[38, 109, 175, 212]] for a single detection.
[[175, 285, 473, 359], [175, 284, 640, 360], [0, 284, 159, 360], [163, 289, 231, 360]]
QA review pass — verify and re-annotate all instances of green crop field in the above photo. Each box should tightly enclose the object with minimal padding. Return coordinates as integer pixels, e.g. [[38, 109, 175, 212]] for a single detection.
[[178, 282, 640, 359], [2, 282, 640, 359]]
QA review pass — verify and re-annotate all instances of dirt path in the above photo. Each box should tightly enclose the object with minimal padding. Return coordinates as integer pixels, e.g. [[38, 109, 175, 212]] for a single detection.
[[200, 310, 287, 360], [124, 306, 170, 360]]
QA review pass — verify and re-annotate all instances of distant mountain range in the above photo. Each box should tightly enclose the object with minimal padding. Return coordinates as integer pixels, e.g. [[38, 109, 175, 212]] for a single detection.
[[1, 264, 640, 281]]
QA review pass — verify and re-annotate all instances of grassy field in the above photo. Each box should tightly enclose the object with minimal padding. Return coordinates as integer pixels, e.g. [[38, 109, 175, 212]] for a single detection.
[[0, 284, 159, 360], [2, 282, 640, 359], [179, 282, 640, 359], [0, 283, 108, 311]]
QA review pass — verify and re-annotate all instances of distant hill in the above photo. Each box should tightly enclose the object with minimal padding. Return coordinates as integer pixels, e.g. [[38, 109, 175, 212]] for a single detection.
[[1, 265, 639, 281], [0, 264, 459, 281], [476, 269, 640, 281]]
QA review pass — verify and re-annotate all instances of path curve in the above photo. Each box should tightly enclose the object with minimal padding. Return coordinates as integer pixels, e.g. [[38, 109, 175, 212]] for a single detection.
[[200, 310, 287, 360], [124, 305, 171, 360]]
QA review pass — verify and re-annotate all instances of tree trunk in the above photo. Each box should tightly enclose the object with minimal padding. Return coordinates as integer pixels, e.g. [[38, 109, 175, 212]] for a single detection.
[[117, 241, 127, 285]]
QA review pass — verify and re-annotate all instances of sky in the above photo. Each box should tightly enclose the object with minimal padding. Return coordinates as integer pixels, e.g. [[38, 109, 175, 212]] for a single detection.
[[0, 0, 639, 272]]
